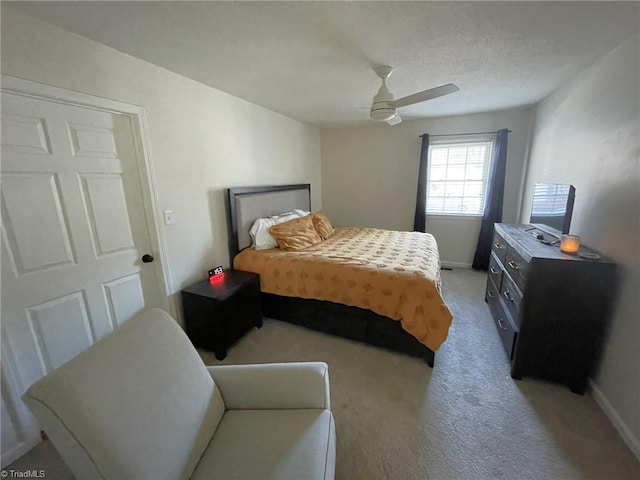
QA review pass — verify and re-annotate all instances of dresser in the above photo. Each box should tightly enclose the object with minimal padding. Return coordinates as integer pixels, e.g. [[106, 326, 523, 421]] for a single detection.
[[485, 223, 617, 394]]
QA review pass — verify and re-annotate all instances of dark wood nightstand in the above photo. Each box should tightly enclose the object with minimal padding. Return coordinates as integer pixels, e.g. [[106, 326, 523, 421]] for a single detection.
[[181, 270, 262, 360]]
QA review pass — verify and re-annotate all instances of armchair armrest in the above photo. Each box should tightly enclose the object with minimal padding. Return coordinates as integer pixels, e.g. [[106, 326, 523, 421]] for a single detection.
[[207, 362, 331, 410]]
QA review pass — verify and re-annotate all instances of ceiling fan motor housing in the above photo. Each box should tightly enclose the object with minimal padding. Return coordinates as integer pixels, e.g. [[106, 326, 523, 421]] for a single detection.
[[370, 84, 396, 121]]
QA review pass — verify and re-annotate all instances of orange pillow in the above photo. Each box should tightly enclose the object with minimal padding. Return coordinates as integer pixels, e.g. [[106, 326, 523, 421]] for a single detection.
[[270, 215, 322, 251], [311, 211, 335, 240]]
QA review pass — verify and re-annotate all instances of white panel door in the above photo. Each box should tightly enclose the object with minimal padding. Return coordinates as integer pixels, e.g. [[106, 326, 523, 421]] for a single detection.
[[1, 89, 164, 465]]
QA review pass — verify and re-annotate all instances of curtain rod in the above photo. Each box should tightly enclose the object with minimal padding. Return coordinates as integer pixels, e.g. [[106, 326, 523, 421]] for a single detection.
[[419, 129, 512, 138]]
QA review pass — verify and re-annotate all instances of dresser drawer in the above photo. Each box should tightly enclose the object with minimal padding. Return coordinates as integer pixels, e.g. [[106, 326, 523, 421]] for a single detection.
[[485, 278, 500, 304], [500, 272, 523, 327], [487, 289, 518, 359], [492, 230, 508, 263], [488, 253, 503, 290], [504, 247, 529, 291]]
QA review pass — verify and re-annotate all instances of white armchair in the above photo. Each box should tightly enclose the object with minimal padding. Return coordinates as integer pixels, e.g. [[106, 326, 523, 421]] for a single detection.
[[22, 308, 336, 480]]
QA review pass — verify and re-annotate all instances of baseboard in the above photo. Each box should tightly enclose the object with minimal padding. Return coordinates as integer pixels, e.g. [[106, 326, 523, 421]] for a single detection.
[[589, 379, 640, 461], [441, 261, 472, 269]]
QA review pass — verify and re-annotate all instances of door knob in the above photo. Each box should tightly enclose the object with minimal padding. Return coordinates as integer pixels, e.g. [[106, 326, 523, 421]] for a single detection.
[[141, 254, 154, 263]]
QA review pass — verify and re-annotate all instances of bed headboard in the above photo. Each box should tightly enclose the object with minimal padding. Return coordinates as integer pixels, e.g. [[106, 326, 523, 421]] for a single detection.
[[226, 184, 311, 259]]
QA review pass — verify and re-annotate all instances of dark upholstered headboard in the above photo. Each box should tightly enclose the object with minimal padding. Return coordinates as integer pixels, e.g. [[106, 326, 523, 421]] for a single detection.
[[226, 184, 311, 259]]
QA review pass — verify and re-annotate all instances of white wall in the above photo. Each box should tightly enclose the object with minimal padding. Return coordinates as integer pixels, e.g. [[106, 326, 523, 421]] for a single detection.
[[321, 108, 533, 267], [522, 34, 640, 458], [0, 8, 322, 318]]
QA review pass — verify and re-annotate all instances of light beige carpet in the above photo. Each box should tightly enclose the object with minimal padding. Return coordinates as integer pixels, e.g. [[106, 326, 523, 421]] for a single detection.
[[200, 268, 639, 480], [8, 269, 639, 479]]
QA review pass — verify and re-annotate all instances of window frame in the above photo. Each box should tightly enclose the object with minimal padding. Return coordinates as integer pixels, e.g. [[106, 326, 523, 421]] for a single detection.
[[424, 134, 496, 218]]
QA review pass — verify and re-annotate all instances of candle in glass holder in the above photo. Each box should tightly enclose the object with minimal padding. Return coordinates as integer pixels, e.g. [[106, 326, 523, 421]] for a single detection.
[[560, 234, 580, 254]]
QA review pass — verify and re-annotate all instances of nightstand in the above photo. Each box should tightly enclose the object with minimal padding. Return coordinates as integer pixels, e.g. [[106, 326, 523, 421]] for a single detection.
[[181, 270, 262, 360]]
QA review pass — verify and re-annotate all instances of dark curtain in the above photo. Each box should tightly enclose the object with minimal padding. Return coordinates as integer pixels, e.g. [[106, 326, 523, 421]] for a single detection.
[[413, 134, 430, 232], [472, 128, 510, 270]]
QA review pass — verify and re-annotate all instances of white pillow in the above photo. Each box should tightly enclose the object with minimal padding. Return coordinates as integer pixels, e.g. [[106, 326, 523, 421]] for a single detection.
[[249, 217, 277, 250], [249, 211, 309, 250]]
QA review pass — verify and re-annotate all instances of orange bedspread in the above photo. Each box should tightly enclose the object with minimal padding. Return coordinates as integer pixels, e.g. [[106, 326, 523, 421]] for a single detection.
[[234, 227, 453, 351]]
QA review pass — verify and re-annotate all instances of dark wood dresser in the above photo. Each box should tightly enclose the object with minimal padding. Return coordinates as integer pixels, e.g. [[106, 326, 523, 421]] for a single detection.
[[485, 223, 617, 394]]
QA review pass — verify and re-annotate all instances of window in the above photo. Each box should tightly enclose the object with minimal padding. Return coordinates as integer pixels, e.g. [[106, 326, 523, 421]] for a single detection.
[[426, 137, 494, 216]]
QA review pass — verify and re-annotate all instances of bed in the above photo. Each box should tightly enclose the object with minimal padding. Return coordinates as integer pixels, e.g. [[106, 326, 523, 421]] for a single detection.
[[226, 184, 453, 366]]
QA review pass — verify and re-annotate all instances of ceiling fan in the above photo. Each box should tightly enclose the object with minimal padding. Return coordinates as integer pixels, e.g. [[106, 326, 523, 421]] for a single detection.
[[369, 66, 459, 125]]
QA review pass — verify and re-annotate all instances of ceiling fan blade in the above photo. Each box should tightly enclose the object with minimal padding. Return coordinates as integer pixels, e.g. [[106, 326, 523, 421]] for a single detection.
[[395, 83, 459, 108], [386, 113, 402, 126]]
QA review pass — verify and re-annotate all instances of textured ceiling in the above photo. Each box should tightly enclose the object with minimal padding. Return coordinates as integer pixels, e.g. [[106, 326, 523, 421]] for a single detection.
[[8, 1, 640, 127]]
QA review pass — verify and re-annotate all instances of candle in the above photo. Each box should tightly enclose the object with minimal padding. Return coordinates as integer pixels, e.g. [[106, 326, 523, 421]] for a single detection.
[[560, 234, 581, 254]]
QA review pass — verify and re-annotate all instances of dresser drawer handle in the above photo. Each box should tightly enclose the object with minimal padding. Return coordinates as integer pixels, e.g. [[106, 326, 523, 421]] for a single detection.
[[503, 290, 514, 302], [508, 260, 520, 270], [494, 243, 504, 250], [490, 267, 499, 275], [487, 290, 496, 299], [497, 318, 508, 331]]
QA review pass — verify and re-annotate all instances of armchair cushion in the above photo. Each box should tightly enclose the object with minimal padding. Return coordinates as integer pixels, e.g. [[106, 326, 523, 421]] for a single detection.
[[191, 409, 336, 480]]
